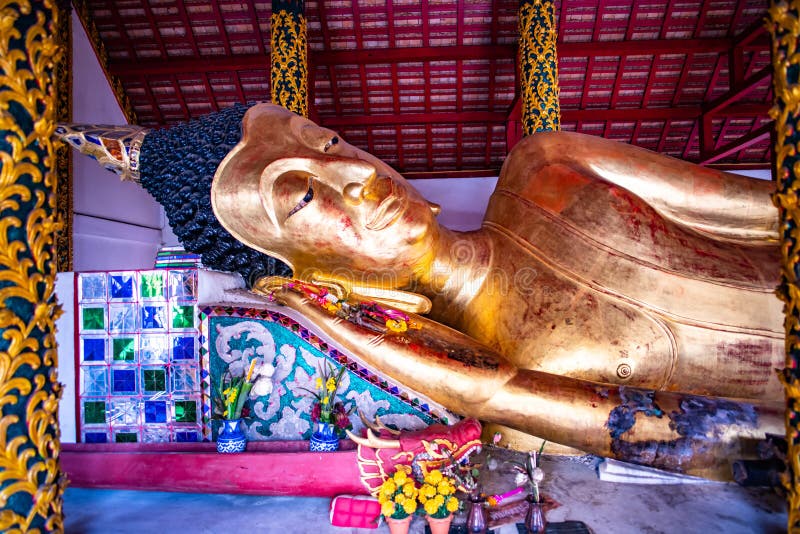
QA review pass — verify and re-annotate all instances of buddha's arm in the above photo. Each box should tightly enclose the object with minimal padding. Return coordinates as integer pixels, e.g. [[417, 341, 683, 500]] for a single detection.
[[502, 131, 777, 244], [268, 287, 782, 476]]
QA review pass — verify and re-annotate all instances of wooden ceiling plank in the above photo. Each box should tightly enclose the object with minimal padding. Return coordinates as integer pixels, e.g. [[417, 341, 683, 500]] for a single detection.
[[141, 2, 169, 58], [682, 121, 699, 160], [245, 0, 267, 55], [388, 0, 396, 47], [176, 0, 201, 55], [171, 76, 191, 120], [210, 1, 233, 55], [693, 0, 713, 38], [202, 72, 220, 112]]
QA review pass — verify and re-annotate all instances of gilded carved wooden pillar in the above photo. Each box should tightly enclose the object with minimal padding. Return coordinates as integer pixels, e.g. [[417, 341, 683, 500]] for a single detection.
[[517, 0, 560, 134], [271, 0, 308, 118], [769, 1, 800, 530], [0, 0, 67, 531], [54, 0, 71, 272]]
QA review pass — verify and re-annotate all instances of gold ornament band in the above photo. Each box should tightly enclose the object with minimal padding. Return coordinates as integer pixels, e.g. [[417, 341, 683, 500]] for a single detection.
[[271, 0, 308, 118], [518, 0, 560, 134], [769, 1, 800, 529]]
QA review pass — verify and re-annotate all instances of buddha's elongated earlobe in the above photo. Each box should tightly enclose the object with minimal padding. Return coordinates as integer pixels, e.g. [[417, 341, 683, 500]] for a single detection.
[[55, 123, 149, 182]]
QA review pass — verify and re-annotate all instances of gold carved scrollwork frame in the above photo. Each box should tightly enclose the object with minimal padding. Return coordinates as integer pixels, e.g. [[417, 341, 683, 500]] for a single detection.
[[0, 0, 67, 531], [769, 1, 800, 529]]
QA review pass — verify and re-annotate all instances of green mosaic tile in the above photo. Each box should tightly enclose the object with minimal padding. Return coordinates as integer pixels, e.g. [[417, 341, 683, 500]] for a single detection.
[[113, 338, 135, 361], [143, 369, 166, 392], [115, 432, 138, 443], [174, 400, 197, 423], [172, 304, 195, 328], [84, 401, 106, 424], [140, 273, 165, 298], [82, 308, 104, 330]]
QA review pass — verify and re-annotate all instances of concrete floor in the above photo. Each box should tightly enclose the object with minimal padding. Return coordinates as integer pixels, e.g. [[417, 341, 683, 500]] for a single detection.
[[63, 457, 787, 534]]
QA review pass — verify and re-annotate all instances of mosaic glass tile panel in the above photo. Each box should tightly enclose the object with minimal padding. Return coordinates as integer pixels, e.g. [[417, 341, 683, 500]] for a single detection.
[[78, 269, 202, 443]]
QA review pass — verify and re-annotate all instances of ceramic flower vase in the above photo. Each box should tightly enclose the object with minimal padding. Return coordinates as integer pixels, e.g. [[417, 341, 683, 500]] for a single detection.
[[525, 494, 547, 533], [216, 418, 246, 453], [426, 514, 453, 534], [385, 515, 412, 534], [309, 421, 340, 452]]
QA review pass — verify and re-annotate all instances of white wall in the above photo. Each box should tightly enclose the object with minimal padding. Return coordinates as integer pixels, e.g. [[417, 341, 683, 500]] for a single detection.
[[55, 273, 76, 443], [70, 11, 169, 271]]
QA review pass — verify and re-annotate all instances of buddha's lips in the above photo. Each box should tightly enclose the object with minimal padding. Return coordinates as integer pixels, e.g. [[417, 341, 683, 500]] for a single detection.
[[366, 179, 406, 230]]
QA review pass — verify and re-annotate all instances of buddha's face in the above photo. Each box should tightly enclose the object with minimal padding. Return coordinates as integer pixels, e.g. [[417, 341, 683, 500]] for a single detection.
[[212, 104, 440, 289]]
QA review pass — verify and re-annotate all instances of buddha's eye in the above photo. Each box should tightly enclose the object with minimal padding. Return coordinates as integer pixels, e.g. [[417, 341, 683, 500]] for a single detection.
[[323, 136, 339, 153], [286, 181, 314, 219]]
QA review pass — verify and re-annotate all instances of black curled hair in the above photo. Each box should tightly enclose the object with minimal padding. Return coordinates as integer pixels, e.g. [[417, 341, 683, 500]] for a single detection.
[[138, 103, 292, 286]]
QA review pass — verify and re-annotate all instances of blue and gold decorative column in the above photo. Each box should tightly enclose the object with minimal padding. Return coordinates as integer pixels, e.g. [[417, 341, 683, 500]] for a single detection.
[[517, 0, 560, 134], [769, 1, 800, 529], [0, 0, 66, 531], [271, 0, 308, 118]]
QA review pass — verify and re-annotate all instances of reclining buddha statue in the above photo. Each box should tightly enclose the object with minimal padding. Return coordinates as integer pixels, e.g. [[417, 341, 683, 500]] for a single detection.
[[59, 102, 783, 478]]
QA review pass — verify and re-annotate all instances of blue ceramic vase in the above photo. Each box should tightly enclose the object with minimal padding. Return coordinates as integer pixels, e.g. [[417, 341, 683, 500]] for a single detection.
[[309, 421, 340, 452], [217, 418, 247, 453]]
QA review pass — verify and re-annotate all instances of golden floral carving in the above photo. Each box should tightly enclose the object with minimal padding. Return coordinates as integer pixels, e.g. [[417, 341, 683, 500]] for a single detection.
[[0, 0, 66, 531], [769, 1, 800, 529], [271, 8, 308, 118], [518, 0, 560, 134]]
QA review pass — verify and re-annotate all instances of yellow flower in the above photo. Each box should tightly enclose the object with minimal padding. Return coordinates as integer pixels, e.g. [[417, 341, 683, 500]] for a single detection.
[[434, 494, 445, 507], [446, 496, 459, 513], [326, 377, 336, 392], [381, 501, 395, 517], [381, 479, 396, 496], [421, 484, 436, 499], [425, 470, 443, 486], [315, 377, 323, 389], [418, 494, 428, 504], [402, 482, 417, 498], [321, 397, 329, 405], [393, 470, 407, 485], [394, 494, 406, 504], [437, 480, 452, 495], [378, 492, 388, 504], [424, 500, 439, 516], [402, 499, 417, 515]]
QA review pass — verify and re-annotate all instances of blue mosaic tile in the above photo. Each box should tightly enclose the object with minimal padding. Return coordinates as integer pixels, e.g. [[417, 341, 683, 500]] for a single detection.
[[144, 400, 167, 423], [175, 431, 199, 442], [141, 305, 166, 329], [112, 369, 136, 394], [172, 336, 195, 360], [84, 432, 107, 443], [82, 338, 105, 362], [110, 275, 134, 299]]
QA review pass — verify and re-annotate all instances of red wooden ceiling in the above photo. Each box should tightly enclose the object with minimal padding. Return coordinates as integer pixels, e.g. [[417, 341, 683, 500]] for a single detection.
[[77, 0, 773, 176]]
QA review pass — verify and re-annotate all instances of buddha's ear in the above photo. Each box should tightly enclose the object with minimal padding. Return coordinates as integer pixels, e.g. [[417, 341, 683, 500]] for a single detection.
[[428, 201, 441, 216]]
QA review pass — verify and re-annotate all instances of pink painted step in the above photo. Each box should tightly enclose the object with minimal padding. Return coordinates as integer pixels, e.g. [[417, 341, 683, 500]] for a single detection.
[[61, 441, 367, 496]]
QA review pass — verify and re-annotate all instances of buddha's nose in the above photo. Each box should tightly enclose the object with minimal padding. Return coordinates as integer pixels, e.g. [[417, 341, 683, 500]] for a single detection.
[[337, 158, 378, 205]]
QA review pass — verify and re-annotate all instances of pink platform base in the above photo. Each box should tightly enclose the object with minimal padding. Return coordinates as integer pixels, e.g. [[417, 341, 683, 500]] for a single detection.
[[61, 441, 367, 496]]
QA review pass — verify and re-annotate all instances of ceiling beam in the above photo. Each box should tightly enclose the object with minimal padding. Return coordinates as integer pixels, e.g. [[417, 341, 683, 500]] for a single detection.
[[107, 37, 750, 78], [698, 123, 773, 165], [320, 111, 507, 127]]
